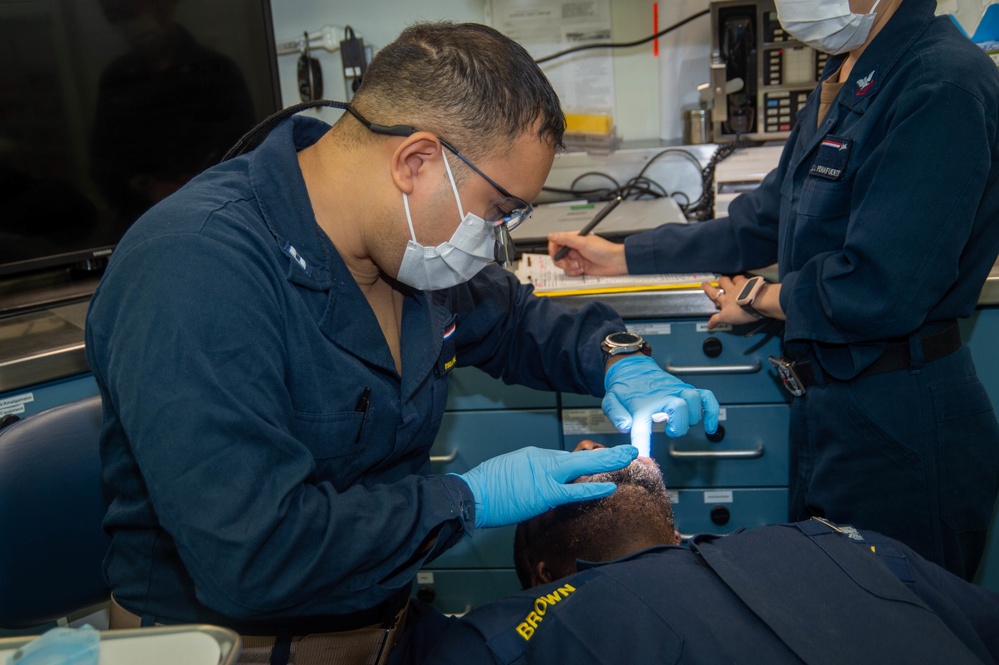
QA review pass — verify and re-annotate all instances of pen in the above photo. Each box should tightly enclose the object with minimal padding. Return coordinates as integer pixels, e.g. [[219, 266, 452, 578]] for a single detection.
[[553, 196, 624, 262], [354, 387, 371, 444]]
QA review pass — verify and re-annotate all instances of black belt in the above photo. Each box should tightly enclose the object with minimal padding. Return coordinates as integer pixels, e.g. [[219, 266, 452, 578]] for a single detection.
[[769, 323, 962, 397]]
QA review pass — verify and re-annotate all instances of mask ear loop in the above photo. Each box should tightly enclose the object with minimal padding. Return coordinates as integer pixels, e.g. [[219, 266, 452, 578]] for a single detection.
[[401, 193, 419, 243], [402, 147, 464, 246], [440, 151, 466, 219]]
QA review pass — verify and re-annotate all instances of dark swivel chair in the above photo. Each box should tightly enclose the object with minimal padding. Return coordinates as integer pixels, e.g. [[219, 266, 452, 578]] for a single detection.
[[0, 395, 110, 629]]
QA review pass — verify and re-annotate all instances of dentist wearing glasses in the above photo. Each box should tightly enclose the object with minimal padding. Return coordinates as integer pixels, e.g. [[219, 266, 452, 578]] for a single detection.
[[84, 21, 718, 664]]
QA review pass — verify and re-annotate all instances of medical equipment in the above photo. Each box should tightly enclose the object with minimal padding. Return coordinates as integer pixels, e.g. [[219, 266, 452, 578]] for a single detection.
[[709, 0, 828, 141], [276, 25, 370, 99]]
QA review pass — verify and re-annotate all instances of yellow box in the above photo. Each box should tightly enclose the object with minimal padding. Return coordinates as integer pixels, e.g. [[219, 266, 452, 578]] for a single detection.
[[565, 113, 614, 136]]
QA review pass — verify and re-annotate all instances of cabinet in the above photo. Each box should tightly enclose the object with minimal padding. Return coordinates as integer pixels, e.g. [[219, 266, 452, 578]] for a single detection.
[[0, 374, 98, 423], [961, 307, 999, 592], [416, 305, 999, 611], [414, 317, 791, 614], [564, 320, 790, 541]]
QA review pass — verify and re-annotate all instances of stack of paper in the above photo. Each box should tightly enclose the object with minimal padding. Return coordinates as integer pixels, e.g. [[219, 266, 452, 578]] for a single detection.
[[515, 253, 716, 297]]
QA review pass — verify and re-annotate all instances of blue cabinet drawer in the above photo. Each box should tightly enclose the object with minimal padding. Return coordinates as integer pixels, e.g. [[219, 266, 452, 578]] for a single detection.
[[562, 320, 789, 407], [670, 487, 788, 539], [0, 374, 98, 421], [961, 308, 999, 592], [425, 525, 516, 570], [429, 409, 561, 474], [446, 366, 556, 410], [411, 569, 521, 615], [961, 309, 999, 413], [561, 404, 789, 487]]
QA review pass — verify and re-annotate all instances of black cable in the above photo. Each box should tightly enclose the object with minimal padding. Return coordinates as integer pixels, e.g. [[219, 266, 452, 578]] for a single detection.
[[569, 172, 621, 200], [690, 137, 760, 220], [671, 191, 691, 210], [627, 148, 702, 194], [542, 140, 765, 219], [542, 147, 702, 209], [618, 147, 703, 208], [223, 99, 351, 161], [535, 10, 709, 65]]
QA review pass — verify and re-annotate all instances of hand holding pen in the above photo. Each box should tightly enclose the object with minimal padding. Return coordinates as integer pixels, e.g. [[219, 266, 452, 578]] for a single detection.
[[552, 196, 623, 261], [548, 197, 629, 276]]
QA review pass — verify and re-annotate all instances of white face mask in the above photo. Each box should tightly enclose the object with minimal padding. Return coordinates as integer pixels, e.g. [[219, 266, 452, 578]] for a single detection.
[[775, 0, 882, 55], [396, 153, 496, 291]]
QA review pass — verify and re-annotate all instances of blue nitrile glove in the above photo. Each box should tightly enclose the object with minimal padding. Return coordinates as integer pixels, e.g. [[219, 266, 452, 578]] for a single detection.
[[454, 445, 638, 528], [6, 625, 99, 665], [603, 355, 720, 452]]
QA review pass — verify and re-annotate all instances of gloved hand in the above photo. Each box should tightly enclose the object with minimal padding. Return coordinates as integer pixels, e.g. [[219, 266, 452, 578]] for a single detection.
[[455, 444, 638, 529], [603, 355, 720, 453], [8, 625, 99, 665]]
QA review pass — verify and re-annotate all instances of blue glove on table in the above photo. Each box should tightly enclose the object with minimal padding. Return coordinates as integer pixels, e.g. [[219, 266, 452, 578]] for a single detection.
[[7, 625, 99, 665], [603, 355, 720, 453], [455, 444, 638, 529]]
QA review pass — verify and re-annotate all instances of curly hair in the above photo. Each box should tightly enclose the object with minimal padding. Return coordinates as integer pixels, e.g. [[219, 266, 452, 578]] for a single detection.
[[514, 461, 677, 589]]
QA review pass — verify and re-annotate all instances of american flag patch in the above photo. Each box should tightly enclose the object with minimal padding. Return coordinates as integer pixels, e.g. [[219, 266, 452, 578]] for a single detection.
[[443, 323, 456, 340]]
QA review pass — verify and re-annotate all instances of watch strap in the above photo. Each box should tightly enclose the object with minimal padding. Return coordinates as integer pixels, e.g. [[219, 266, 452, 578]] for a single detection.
[[740, 302, 767, 319]]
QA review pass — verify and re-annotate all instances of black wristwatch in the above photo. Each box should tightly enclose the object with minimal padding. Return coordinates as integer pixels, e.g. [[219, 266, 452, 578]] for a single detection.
[[601, 331, 652, 358], [735, 275, 769, 320]]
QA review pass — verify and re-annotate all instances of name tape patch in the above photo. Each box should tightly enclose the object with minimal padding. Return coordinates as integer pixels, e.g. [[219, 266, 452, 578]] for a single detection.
[[809, 135, 852, 181]]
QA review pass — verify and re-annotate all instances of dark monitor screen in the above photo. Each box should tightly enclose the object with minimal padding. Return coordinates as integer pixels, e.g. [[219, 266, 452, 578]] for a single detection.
[[0, 0, 282, 278]]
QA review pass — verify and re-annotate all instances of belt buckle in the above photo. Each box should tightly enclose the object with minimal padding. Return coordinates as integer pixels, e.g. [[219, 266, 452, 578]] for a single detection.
[[769, 356, 806, 397]]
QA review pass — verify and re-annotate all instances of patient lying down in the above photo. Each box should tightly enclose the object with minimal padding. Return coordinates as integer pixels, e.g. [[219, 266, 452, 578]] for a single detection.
[[419, 441, 999, 665]]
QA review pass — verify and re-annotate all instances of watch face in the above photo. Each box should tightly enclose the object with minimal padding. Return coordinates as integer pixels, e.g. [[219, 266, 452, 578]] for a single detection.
[[607, 332, 641, 346], [737, 277, 760, 301]]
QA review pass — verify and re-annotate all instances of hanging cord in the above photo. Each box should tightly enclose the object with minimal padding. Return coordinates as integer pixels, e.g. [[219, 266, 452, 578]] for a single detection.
[[535, 10, 709, 64], [542, 147, 705, 214], [692, 137, 759, 221], [222, 99, 352, 161]]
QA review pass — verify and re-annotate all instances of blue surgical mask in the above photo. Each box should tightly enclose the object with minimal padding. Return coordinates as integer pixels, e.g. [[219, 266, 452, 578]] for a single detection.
[[396, 153, 496, 290], [775, 0, 882, 55]]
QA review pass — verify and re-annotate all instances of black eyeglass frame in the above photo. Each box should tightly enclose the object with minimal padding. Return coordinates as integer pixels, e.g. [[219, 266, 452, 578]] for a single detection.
[[344, 105, 534, 231]]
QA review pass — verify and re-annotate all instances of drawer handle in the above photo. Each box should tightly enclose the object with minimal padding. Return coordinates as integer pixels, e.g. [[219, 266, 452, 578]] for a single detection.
[[445, 604, 473, 618], [664, 359, 762, 375], [668, 444, 764, 459], [430, 449, 459, 464], [679, 531, 723, 542]]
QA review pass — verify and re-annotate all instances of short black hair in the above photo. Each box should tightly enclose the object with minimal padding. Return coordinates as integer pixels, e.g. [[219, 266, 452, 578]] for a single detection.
[[347, 21, 565, 159], [513, 462, 677, 589]]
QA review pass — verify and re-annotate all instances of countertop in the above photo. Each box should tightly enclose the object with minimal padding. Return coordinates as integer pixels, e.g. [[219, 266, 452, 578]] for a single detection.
[[3, 264, 999, 395]]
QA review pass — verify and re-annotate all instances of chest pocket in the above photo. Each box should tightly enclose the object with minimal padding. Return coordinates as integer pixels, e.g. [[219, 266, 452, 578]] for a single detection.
[[791, 176, 854, 254], [797, 177, 852, 218], [292, 405, 381, 489]]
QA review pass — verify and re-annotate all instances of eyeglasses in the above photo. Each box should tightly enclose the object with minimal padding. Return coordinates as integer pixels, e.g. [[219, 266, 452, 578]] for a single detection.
[[344, 106, 534, 232]]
